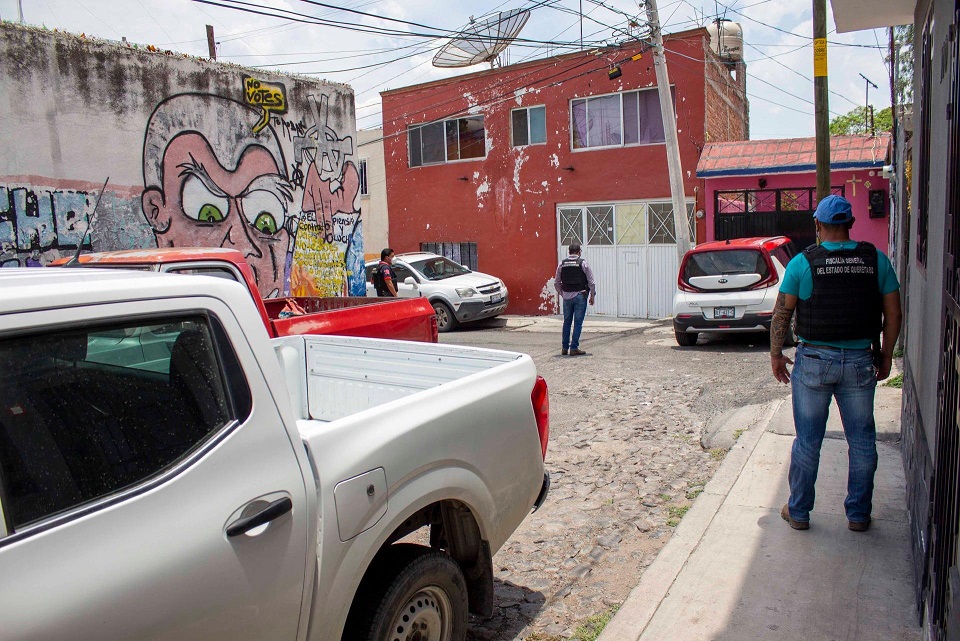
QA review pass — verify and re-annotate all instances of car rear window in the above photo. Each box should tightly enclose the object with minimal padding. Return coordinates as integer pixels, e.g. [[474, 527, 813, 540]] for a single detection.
[[683, 249, 770, 280]]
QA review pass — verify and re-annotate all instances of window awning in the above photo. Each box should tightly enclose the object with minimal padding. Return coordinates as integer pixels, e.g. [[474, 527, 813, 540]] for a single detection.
[[830, 0, 915, 33]]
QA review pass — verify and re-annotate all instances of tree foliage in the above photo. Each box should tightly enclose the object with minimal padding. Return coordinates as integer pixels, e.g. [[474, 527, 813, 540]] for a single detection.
[[829, 106, 893, 135], [889, 25, 914, 106]]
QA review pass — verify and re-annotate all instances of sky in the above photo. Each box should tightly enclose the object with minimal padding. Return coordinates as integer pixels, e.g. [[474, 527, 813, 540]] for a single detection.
[[0, 0, 894, 140]]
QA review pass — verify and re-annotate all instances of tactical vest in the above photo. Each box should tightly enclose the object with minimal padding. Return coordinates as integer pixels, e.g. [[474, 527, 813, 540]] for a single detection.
[[559, 256, 589, 293], [372, 261, 395, 296], [794, 242, 883, 342]]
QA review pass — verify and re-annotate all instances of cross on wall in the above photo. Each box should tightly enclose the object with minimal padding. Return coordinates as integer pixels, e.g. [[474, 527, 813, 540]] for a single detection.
[[846, 174, 862, 197]]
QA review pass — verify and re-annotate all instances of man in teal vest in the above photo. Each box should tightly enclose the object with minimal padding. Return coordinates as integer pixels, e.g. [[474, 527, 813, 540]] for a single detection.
[[769, 195, 902, 532]]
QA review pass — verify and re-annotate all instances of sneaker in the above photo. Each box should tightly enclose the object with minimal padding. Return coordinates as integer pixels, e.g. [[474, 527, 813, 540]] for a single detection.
[[780, 504, 809, 530], [848, 518, 871, 532], [569, 348, 587, 356], [561, 349, 569, 355]]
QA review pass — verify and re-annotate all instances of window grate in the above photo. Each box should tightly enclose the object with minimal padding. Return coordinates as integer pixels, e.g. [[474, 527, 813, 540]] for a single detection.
[[420, 242, 478, 270]]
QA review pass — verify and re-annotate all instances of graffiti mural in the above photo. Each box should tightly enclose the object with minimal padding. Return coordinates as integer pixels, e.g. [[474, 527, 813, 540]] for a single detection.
[[0, 37, 363, 300], [0, 186, 99, 267], [140, 87, 363, 298]]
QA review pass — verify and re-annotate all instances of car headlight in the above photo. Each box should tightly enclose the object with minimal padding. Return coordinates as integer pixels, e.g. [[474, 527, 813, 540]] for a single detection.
[[456, 287, 479, 298]]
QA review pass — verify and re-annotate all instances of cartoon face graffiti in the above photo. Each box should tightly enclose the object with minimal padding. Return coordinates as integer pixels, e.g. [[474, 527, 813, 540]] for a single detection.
[[141, 94, 295, 298]]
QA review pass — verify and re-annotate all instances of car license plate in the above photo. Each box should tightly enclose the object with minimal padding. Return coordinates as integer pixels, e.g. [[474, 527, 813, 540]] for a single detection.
[[714, 307, 735, 319], [491, 294, 503, 304]]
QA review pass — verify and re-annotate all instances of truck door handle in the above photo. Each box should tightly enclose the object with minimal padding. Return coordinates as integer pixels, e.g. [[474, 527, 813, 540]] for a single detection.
[[226, 497, 293, 537]]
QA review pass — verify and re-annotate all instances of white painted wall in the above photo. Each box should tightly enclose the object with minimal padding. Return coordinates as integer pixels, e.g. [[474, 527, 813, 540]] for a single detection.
[[359, 128, 389, 257]]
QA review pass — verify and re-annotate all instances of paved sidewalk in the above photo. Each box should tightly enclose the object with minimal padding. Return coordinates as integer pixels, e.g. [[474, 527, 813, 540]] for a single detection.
[[599, 392, 921, 641]]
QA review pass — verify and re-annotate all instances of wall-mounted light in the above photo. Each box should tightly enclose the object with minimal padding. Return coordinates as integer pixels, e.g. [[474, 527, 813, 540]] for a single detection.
[[607, 65, 622, 80], [457, 176, 469, 181], [562, 166, 575, 172], [758, 178, 768, 189]]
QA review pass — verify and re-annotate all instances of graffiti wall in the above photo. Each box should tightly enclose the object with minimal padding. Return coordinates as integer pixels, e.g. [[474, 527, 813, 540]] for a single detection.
[[0, 23, 363, 297]]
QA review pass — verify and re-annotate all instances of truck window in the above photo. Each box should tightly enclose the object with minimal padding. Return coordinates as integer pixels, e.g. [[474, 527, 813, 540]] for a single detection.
[[0, 315, 250, 532], [168, 267, 241, 282]]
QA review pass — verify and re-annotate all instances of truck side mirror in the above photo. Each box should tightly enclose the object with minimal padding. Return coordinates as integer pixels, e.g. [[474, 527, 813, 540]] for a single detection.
[[404, 277, 417, 288]]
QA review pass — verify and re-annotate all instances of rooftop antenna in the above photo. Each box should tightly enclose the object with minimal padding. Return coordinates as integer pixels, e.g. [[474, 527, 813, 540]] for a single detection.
[[859, 72, 879, 136], [63, 176, 109, 268], [433, 9, 531, 68]]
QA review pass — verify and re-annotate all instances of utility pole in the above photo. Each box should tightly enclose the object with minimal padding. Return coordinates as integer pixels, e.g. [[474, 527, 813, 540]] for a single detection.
[[17, 0, 24, 23], [206, 25, 217, 61], [579, 0, 583, 50], [642, 0, 692, 259], [859, 72, 879, 136], [813, 0, 830, 201]]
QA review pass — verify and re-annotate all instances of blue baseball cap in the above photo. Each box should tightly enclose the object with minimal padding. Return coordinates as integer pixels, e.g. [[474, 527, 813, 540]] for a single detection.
[[813, 194, 854, 224]]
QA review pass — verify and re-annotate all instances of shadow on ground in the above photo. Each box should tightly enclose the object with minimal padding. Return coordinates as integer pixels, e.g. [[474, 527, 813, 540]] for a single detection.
[[449, 317, 510, 333], [673, 332, 777, 353], [467, 577, 546, 640]]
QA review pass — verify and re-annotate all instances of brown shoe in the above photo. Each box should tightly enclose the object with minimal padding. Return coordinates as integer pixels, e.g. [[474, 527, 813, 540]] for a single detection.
[[781, 504, 809, 530], [569, 348, 587, 356], [561, 349, 569, 355], [848, 518, 871, 532]]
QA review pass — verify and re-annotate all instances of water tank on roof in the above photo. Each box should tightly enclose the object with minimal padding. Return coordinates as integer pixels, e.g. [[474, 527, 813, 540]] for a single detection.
[[707, 19, 743, 62]]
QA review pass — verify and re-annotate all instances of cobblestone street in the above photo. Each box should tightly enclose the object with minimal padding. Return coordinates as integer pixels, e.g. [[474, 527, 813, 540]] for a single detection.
[[440, 318, 791, 640]]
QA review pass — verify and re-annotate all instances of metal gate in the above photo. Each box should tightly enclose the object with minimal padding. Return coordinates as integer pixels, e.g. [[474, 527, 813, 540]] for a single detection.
[[925, 6, 960, 637], [557, 201, 693, 319], [715, 187, 844, 249]]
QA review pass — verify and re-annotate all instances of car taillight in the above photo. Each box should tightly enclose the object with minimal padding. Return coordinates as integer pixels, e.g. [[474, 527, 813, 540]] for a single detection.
[[531, 376, 550, 460], [430, 315, 439, 342], [749, 253, 780, 290], [677, 257, 699, 292]]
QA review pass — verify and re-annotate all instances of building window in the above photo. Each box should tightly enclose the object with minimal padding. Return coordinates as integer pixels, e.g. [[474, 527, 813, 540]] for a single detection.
[[408, 117, 485, 167], [512, 106, 546, 146], [420, 241, 478, 270], [571, 88, 665, 150], [358, 158, 368, 196]]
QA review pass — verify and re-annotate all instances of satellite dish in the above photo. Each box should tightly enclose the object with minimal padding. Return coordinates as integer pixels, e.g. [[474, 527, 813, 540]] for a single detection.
[[433, 9, 531, 68]]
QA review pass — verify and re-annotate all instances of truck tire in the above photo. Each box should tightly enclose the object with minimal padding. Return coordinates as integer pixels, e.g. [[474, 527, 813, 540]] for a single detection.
[[675, 331, 698, 347], [345, 544, 468, 641], [432, 301, 459, 333]]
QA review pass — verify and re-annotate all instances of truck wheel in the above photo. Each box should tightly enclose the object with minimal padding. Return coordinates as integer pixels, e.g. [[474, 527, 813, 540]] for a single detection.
[[432, 301, 459, 333], [346, 544, 468, 641], [675, 331, 698, 347]]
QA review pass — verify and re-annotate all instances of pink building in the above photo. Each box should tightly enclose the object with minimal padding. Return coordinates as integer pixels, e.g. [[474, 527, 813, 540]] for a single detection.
[[696, 135, 892, 251]]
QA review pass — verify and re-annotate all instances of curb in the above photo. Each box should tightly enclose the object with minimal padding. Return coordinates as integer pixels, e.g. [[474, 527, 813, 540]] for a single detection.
[[597, 399, 784, 641]]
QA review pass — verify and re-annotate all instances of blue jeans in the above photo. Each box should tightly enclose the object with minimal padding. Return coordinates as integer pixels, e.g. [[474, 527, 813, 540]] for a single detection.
[[561, 293, 588, 350], [788, 344, 878, 523]]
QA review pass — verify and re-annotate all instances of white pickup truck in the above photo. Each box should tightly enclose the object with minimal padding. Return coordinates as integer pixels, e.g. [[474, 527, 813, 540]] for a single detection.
[[0, 268, 550, 641]]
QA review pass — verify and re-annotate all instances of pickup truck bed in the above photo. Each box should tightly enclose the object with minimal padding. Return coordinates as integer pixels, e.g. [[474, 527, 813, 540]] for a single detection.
[[276, 335, 521, 422]]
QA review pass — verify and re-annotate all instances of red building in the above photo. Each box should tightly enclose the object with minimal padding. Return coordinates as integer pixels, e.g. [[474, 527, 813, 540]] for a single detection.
[[381, 28, 748, 317]]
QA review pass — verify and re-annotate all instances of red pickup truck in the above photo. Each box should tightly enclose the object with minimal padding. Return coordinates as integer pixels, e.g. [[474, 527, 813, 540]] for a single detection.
[[52, 248, 438, 343]]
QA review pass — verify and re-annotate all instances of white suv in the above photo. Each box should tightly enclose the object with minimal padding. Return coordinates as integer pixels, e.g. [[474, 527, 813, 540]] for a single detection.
[[365, 252, 508, 332], [673, 236, 797, 346]]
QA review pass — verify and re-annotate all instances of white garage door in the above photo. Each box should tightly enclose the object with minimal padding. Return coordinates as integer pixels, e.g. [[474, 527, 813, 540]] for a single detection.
[[557, 200, 695, 319]]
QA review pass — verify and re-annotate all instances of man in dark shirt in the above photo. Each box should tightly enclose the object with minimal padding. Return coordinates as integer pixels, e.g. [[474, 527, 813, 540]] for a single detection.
[[374, 248, 398, 297]]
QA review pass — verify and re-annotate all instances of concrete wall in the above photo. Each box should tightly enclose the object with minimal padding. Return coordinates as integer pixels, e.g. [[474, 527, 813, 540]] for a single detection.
[[703, 169, 892, 251], [381, 30, 745, 315], [903, 0, 948, 461], [358, 128, 388, 258], [0, 23, 364, 297]]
